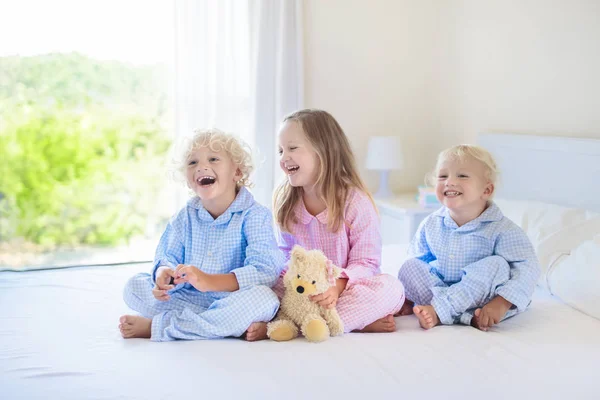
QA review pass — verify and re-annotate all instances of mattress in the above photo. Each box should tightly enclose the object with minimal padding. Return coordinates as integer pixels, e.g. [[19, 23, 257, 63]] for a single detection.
[[1, 259, 599, 400]]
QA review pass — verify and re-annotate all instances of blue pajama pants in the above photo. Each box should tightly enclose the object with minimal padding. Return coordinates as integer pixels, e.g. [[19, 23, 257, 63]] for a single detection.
[[398, 256, 519, 325], [123, 273, 279, 341]]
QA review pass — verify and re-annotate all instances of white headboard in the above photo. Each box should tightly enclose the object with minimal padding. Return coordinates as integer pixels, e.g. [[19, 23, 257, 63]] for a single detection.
[[479, 133, 600, 212]]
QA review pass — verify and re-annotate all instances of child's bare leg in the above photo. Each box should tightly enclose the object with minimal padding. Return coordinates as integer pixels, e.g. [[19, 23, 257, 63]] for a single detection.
[[395, 300, 414, 316], [119, 315, 151, 339], [244, 322, 268, 342], [413, 305, 439, 329], [471, 296, 512, 331], [354, 315, 396, 333]]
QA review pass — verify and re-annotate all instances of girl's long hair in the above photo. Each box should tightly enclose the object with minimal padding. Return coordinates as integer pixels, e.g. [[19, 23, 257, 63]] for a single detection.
[[273, 109, 375, 233]]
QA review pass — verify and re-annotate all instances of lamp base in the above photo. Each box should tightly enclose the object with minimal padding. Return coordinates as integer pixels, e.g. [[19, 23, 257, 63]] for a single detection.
[[373, 170, 394, 199]]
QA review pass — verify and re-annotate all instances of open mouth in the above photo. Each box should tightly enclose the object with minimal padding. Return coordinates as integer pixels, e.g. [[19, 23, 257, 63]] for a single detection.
[[196, 176, 216, 186], [286, 165, 299, 175], [444, 191, 462, 197]]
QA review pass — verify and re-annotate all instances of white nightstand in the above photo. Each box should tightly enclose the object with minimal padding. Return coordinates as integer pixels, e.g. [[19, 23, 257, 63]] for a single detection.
[[375, 193, 439, 245]]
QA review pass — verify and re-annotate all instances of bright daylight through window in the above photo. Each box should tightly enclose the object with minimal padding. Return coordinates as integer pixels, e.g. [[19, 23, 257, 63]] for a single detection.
[[0, 0, 176, 270]]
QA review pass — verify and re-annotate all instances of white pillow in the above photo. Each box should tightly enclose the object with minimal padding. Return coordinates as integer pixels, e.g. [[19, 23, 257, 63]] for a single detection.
[[495, 199, 600, 289], [547, 234, 600, 320]]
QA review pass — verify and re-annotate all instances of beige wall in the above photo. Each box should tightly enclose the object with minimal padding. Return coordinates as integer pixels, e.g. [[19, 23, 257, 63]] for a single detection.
[[303, 0, 447, 193], [303, 0, 600, 194], [440, 0, 600, 145]]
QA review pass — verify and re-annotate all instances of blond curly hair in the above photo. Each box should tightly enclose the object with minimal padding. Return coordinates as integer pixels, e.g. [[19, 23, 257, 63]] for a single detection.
[[172, 128, 254, 188]]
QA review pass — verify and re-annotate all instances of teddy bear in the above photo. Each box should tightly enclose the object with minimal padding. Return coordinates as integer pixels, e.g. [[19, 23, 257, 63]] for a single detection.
[[267, 245, 344, 342]]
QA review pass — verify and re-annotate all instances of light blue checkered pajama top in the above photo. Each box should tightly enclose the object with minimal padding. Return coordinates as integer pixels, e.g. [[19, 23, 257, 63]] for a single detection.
[[123, 187, 284, 340], [398, 202, 540, 324]]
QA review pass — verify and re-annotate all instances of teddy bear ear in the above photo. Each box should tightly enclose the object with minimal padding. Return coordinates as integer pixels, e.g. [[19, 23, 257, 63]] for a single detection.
[[331, 265, 343, 279], [325, 259, 343, 282], [291, 245, 306, 262]]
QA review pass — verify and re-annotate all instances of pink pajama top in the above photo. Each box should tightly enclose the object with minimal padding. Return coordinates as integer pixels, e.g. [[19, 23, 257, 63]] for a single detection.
[[277, 189, 381, 282]]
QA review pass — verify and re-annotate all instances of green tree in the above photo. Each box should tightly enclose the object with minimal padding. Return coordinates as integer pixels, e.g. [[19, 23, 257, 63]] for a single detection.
[[0, 53, 171, 247]]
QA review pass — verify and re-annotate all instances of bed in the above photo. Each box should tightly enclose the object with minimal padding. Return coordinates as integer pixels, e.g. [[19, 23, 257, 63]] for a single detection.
[[1, 133, 600, 400]]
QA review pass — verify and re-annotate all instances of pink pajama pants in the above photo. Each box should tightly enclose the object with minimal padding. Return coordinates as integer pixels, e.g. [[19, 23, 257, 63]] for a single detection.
[[273, 273, 405, 332]]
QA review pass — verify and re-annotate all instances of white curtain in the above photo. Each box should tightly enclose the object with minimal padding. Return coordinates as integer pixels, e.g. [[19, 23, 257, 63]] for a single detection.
[[173, 0, 303, 207]]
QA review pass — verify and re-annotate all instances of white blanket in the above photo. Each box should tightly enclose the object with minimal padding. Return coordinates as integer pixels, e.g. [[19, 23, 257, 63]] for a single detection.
[[1, 262, 599, 400]]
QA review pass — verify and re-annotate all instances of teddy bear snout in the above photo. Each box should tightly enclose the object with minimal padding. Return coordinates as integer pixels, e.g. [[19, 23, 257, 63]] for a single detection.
[[296, 286, 305, 294]]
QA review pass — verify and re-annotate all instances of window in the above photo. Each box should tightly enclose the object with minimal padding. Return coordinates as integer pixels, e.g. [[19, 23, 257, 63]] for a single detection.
[[0, 0, 175, 269]]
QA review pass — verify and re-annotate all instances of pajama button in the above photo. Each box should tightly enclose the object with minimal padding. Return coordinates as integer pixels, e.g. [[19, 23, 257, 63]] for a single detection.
[[207, 251, 212, 257], [449, 255, 454, 259]]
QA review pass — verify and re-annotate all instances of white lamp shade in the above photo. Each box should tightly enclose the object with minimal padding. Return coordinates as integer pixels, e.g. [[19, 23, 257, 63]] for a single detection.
[[365, 136, 403, 171]]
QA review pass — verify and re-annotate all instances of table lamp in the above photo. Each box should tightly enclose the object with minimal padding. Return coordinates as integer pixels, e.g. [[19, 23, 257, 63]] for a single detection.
[[365, 136, 402, 198]]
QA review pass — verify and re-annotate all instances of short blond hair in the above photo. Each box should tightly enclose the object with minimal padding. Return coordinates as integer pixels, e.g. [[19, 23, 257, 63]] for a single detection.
[[427, 144, 499, 187], [172, 128, 254, 188]]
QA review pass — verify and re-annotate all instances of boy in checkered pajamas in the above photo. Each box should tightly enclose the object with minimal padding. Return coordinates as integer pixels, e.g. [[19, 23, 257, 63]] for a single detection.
[[398, 145, 540, 330], [119, 129, 283, 341]]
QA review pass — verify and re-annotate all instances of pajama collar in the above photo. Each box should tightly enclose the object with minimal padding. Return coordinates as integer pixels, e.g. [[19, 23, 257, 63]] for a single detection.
[[188, 187, 255, 224], [296, 198, 329, 225], [433, 201, 504, 231]]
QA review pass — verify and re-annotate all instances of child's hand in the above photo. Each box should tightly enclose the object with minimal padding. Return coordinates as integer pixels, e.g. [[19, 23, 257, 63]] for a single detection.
[[310, 278, 346, 309], [174, 264, 214, 292], [310, 286, 339, 309], [474, 296, 512, 331], [153, 267, 175, 301]]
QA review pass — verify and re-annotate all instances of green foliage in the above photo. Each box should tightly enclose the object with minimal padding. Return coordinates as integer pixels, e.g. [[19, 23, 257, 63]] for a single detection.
[[0, 53, 171, 246]]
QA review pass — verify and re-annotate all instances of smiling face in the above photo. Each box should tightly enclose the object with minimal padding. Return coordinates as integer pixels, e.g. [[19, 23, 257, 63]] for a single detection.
[[277, 120, 320, 190], [185, 145, 241, 205], [435, 155, 494, 215]]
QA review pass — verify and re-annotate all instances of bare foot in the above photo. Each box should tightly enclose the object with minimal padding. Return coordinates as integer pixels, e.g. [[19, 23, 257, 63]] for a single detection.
[[244, 322, 268, 342], [355, 315, 396, 333], [395, 300, 414, 316], [119, 315, 151, 339], [413, 305, 439, 330], [471, 296, 512, 331]]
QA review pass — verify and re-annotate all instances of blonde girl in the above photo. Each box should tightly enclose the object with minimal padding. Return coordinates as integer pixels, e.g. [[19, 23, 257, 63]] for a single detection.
[[249, 109, 405, 341]]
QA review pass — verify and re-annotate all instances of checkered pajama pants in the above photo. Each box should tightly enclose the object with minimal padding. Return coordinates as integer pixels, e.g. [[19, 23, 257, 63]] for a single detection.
[[273, 273, 405, 332], [398, 256, 519, 325], [123, 273, 279, 341]]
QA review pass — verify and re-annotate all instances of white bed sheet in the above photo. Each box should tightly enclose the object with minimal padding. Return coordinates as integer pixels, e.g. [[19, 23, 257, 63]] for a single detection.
[[1, 261, 600, 400]]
